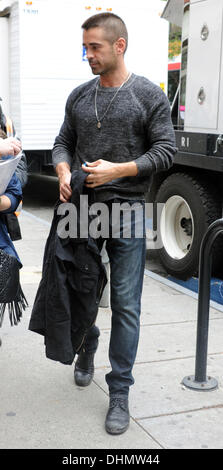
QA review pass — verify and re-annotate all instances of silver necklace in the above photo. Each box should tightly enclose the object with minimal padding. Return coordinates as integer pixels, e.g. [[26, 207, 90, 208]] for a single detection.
[[94, 72, 132, 129]]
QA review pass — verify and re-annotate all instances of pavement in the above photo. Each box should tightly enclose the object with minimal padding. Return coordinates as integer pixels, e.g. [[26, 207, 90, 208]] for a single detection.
[[1, 207, 223, 452]]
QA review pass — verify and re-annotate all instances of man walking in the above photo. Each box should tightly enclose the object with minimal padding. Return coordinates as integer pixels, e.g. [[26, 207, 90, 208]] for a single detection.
[[52, 12, 176, 435]]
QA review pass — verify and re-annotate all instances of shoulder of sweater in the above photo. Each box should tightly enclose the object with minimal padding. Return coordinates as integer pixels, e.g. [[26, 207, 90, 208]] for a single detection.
[[66, 78, 97, 104], [132, 74, 168, 103]]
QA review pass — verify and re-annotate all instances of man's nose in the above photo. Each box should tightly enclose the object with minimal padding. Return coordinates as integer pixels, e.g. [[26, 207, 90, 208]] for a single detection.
[[86, 48, 94, 60]]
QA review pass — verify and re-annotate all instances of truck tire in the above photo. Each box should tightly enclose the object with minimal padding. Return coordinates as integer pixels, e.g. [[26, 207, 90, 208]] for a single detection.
[[154, 172, 222, 280]]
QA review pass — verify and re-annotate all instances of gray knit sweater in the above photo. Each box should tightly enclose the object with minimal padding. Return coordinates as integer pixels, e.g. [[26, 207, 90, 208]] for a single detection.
[[52, 73, 176, 201]]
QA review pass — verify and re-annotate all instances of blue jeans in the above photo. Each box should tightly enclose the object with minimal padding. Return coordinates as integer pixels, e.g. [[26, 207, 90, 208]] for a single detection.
[[83, 199, 146, 397]]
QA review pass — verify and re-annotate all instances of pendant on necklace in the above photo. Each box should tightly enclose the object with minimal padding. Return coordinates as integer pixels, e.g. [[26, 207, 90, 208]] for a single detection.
[[97, 121, 101, 129]]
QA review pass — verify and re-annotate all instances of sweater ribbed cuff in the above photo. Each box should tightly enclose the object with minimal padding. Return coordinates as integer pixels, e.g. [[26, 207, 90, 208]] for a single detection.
[[135, 156, 155, 177]]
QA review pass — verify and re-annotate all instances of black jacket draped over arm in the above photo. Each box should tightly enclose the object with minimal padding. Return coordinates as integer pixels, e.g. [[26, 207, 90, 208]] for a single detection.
[[28, 170, 107, 365]]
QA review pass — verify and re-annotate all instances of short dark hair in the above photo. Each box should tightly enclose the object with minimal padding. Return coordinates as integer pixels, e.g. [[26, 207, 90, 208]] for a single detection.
[[82, 12, 128, 52]]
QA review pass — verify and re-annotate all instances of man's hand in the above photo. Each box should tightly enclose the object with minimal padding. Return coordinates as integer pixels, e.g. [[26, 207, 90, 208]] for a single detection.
[[0, 137, 22, 157], [82, 159, 138, 188], [56, 162, 72, 202]]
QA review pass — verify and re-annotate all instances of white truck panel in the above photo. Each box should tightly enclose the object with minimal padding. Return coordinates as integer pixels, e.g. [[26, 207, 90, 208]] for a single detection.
[[0, 17, 9, 115], [184, 0, 223, 133], [8, 2, 21, 135], [217, 30, 223, 135]]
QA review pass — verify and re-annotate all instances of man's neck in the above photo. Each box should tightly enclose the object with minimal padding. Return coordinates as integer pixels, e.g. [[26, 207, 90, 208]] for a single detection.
[[99, 67, 130, 88]]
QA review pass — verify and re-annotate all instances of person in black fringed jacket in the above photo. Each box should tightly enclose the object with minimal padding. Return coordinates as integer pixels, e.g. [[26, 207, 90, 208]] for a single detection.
[[0, 115, 28, 345]]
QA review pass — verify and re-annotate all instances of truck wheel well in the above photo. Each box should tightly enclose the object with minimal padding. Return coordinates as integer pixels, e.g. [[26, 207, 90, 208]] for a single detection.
[[148, 165, 223, 203]]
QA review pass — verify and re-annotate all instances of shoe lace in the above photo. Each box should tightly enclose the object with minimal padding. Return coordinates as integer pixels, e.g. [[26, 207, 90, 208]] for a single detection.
[[110, 397, 128, 410]]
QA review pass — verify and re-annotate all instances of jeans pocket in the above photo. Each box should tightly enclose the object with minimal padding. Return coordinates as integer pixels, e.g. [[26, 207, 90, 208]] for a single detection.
[[113, 201, 145, 239]]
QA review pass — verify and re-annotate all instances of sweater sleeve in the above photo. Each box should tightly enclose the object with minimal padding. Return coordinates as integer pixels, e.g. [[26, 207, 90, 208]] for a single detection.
[[52, 91, 77, 169], [135, 88, 177, 177]]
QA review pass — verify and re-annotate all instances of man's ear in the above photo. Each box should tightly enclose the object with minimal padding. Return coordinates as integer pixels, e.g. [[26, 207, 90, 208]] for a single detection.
[[115, 37, 126, 55]]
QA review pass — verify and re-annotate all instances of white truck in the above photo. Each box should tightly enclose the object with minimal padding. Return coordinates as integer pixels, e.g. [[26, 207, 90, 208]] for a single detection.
[[0, 0, 168, 171], [151, 0, 223, 280]]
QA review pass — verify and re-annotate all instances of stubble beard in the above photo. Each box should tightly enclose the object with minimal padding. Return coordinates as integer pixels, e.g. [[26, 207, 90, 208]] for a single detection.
[[89, 54, 117, 77]]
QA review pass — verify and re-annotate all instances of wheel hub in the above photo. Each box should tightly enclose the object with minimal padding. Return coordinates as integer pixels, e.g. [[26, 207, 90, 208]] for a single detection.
[[160, 195, 194, 259], [180, 217, 192, 236]]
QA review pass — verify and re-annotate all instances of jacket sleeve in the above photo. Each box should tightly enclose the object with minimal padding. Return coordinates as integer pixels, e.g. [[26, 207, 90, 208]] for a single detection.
[[52, 92, 77, 169], [2, 112, 28, 188], [1, 173, 22, 214], [135, 88, 177, 177]]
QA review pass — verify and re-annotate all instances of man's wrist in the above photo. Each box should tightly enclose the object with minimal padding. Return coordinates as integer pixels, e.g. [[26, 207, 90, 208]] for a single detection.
[[56, 162, 71, 178], [114, 161, 138, 178]]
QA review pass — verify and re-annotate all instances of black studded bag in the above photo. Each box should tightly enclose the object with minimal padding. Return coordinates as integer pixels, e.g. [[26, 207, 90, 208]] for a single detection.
[[0, 248, 28, 327]]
